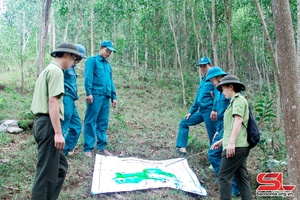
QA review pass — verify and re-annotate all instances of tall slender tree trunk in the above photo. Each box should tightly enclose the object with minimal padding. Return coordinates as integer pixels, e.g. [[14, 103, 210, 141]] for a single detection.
[[75, 3, 83, 43], [90, 0, 95, 56], [266, 72, 272, 98], [155, 45, 158, 71], [183, 0, 188, 68], [200, 0, 211, 61], [202, 0, 211, 34], [137, 46, 140, 69], [37, 0, 53, 76], [133, 36, 139, 69], [168, 6, 186, 106], [63, 16, 70, 42], [212, 0, 219, 66], [191, 1, 203, 68], [262, 45, 272, 98], [159, 48, 162, 71], [253, 36, 262, 91], [20, 11, 25, 95], [254, 0, 282, 125], [223, 0, 235, 74], [272, 1, 300, 198], [297, 0, 300, 54], [144, 32, 148, 70], [51, 9, 55, 52], [191, 4, 199, 57]]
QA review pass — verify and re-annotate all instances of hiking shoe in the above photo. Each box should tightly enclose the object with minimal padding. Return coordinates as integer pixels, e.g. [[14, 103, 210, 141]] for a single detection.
[[99, 149, 113, 156], [84, 152, 92, 157], [176, 147, 186, 157]]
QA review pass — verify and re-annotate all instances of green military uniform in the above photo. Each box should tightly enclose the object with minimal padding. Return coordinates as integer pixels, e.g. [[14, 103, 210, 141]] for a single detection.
[[31, 60, 64, 119], [31, 60, 68, 200], [219, 94, 252, 199], [222, 94, 249, 150]]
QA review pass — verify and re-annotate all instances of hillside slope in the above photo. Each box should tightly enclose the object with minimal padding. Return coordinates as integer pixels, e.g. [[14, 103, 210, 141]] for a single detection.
[[0, 66, 278, 199]]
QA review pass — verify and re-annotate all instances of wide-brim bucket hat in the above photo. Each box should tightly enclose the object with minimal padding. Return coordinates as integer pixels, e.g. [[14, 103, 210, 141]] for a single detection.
[[50, 42, 82, 60], [217, 75, 245, 91], [206, 66, 227, 81]]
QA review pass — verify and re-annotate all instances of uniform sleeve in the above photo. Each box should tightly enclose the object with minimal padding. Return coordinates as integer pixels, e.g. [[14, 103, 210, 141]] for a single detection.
[[212, 87, 219, 111], [48, 67, 64, 98], [111, 72, 117, 100], [84, 57, 94, 96], [215, 120, 221, 133], [189, 92, 199, 114], [232, 97, 246, 118]]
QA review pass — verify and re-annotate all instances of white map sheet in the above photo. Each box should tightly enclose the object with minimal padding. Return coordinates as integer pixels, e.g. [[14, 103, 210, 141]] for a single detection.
[[91, 154, 207, 196]]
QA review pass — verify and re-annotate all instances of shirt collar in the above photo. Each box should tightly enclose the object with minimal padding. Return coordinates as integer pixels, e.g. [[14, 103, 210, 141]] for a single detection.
[[50, 59, 60, 67], [230, 93, 240, 103], [234, 93, 240, 98], [97, 54, 107, 62]]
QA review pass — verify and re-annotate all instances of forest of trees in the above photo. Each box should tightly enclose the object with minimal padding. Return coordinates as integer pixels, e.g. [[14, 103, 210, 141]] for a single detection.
[[1, 0, 300, 198], [0, 0, 287, 82]]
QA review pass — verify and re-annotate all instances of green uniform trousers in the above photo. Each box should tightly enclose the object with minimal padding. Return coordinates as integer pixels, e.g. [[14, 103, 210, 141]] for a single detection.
[[32, 115, 68, 200], [219, 147, 252, 200]]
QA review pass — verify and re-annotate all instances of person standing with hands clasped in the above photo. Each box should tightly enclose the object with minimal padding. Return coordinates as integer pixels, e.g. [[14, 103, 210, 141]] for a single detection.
[[83, 40, 117, 157], [30, 42, 82, 200], [211, 75, 252, 200]]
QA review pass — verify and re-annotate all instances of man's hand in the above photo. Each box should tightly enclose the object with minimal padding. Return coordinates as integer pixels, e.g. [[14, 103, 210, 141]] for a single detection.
[[210, 140, 222, 150], [54, 133, 65, 151], [184, 113, 192, 119], [86, 95, 93, 104], [210, 111, 217, 121], [112, 99, 118, 108]]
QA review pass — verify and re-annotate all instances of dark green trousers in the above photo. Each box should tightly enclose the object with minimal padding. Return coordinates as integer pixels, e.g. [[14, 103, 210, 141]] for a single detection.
[[32, 115, 68, 200], [219, 147, 252, 200]]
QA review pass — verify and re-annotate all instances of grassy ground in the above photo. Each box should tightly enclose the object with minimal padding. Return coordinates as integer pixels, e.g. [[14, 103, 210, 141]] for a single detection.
[[0, 65, 286, 199]]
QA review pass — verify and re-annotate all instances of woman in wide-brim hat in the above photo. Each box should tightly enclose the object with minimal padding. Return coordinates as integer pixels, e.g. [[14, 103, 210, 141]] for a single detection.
[[211, 75, 252, 199], [206, 69, 240, 196]]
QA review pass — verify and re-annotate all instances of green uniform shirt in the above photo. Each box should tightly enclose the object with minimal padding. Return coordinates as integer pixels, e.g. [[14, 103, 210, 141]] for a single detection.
[[223, 94, 249, 150], [30, 60, 65, 120]]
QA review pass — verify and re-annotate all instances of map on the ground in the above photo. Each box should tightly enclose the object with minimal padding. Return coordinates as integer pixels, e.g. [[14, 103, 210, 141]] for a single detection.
[[91, 154, 207, 196]]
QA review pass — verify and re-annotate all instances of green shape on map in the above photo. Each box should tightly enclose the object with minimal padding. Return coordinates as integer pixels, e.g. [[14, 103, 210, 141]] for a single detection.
[[113, 168, 176, 184]]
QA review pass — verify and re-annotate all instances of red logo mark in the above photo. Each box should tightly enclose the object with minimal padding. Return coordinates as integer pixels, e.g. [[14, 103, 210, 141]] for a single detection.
[[257, 172, 296, 191]]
